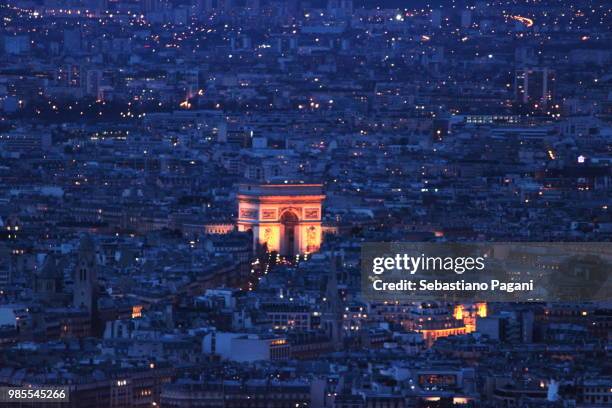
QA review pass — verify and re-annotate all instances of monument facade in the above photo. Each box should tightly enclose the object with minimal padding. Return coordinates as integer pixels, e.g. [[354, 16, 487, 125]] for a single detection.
[[237, 184, 325, 256]]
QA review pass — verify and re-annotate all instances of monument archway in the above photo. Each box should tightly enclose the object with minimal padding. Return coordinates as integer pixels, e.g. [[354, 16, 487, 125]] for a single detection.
[[236, 184, 325, 256], [280, 210, 299, 257]]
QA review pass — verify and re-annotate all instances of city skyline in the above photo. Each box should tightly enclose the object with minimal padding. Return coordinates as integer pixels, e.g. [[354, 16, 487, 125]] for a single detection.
[[0, 0, 610, 406]]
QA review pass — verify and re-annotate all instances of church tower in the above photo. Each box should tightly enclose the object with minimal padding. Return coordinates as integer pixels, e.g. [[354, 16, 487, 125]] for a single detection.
[[73, 235, 98, 316], [34, 254, 64, 304], [322, 254, 344, 351]]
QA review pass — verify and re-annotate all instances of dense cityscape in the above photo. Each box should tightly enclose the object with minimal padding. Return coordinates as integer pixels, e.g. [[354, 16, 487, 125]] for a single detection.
[[0, 0, 610, 406]]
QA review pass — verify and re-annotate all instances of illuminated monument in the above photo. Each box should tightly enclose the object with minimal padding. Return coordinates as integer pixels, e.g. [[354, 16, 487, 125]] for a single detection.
[[237, 184, 325, 256]]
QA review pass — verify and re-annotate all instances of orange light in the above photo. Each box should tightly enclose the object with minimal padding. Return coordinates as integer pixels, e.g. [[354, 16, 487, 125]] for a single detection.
[[454, 305, 464, 320], [477, 302, 487, 318], [132, 305, 143, 319], [509, 15, 534, 27]]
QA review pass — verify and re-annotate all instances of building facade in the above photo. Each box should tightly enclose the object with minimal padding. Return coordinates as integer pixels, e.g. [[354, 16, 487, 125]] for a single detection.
[[236, 184, 325, 256]]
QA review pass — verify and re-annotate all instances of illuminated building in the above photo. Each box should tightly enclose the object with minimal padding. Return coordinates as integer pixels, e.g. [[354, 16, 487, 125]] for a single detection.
[[237, 183, 325, 256], [405, 303, 467, 347], [454, 302, 487, 333], [131, 305, 143, 319], [464, 114, 520, 125]]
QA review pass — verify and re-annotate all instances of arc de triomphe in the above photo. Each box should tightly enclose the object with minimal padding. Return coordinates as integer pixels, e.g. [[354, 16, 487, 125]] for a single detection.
[[236, 184, 325, 256]]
